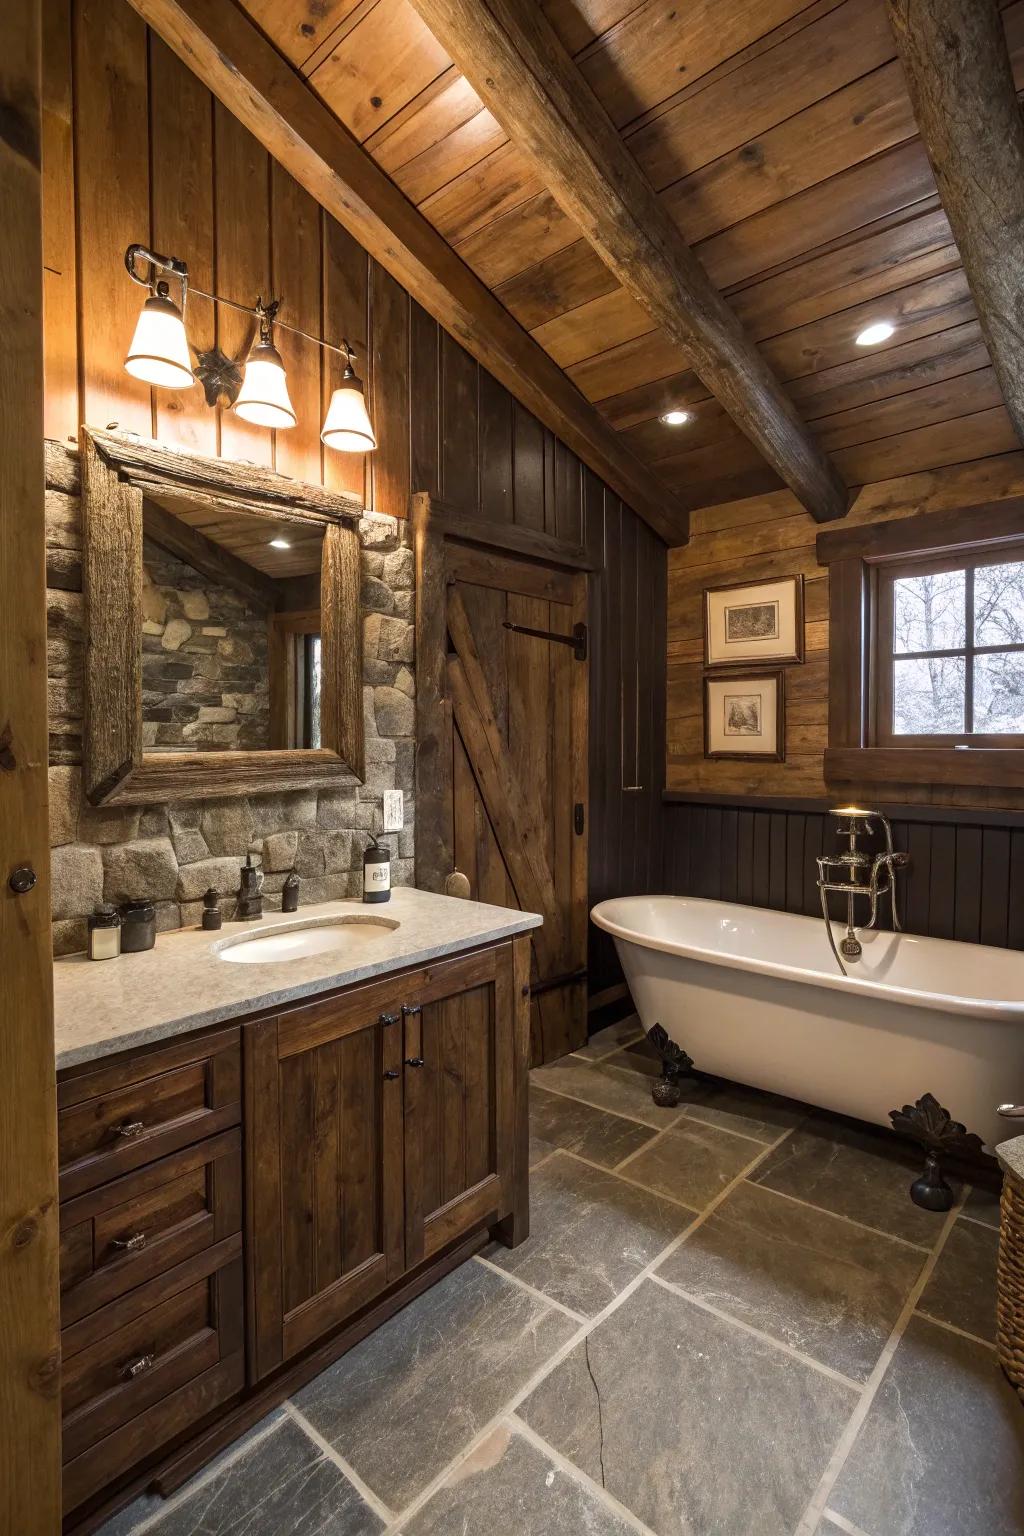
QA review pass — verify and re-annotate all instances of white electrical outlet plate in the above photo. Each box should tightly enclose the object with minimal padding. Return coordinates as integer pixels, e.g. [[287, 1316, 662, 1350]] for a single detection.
[[382, 791, 404, 833]]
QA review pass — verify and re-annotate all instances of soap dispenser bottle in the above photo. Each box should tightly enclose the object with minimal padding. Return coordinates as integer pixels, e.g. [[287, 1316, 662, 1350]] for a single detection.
[[362, 835, 391, 903]]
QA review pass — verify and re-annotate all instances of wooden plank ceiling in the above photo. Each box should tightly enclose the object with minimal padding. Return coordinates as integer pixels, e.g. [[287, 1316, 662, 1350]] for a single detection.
[[237, 0, 1023, 522]]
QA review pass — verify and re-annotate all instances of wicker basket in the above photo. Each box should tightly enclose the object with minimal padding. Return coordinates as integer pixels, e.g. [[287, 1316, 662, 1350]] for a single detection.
[[997, 1166, 1024, 1400]]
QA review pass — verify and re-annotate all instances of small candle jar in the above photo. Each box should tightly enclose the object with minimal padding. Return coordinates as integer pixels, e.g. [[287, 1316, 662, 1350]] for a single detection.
[[120, 899, 156, 953], [88, 904, 122, 961]]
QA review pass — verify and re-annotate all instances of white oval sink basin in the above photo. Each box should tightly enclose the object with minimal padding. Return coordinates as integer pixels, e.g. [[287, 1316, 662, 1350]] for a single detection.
[[216, 915, 399, 964]]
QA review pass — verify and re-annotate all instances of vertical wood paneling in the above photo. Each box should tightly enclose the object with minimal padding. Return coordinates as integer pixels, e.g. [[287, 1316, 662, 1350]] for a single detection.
[[440, 332, 478, 511], [664, 800, 1024, 951], [369, 262, 410, 518], [214, 103, 271, 465], [477, 368, 513, 522], [271, 165, 323, 483], [42, 0, 77, 443], [149, 34, 216, 454], [321, 212, 369, 502], [74, 0, 151, 435], [409, 299, 439, 497]]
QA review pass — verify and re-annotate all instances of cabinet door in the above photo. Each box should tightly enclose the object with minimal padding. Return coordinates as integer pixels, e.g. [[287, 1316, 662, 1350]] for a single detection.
[[247, 1000, 405, 1380], [403, 945, 515, 1266]]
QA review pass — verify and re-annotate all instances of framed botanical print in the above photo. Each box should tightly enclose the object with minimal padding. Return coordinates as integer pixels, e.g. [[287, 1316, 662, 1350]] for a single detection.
[[703, 575, 804, 667], [704, 670, 785, 760]]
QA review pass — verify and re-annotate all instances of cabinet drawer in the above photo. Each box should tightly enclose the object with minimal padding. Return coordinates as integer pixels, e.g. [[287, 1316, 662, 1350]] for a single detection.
[[58, 1028, 240, 1199], [60, 1131, 242, 1326], [61, 1243, 244, 1516]]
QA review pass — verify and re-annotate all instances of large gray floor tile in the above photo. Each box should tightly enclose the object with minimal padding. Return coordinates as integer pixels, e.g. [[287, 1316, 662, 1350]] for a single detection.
[[530, 1083, 657, 1169], [520, 1279, 857, 1536], [918, 1218, 999, 1342], [622, 1119, 763, 1209], [658, 1181, 925, 1381], [618, 1050, 806, 1144], [486, 1151, 690, 1316], [961, 1182, 1001, 1230], [124, 1415, 382, 1536], [830, 1314, 1024, 1536], [752, 1114, 954, 1245], [398, 1423, 636, 1535], [529, 1054, 676, 1127], [96, 1410, 289, 1534], [572, 1017, 643, 1061], [292, 1260, 576, 1511]]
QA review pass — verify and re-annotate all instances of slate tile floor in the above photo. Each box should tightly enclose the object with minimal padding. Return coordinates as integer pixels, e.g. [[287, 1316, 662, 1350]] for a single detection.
[[103, 1019, 1024, 1536]]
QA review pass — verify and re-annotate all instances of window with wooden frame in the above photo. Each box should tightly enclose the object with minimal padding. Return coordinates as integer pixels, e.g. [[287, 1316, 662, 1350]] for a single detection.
[[816, 498, 1024, 790]]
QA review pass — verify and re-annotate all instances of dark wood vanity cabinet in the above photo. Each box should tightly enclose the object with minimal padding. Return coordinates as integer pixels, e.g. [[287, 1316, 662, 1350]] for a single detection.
[[57, 934, 530, 1531], [246, 943, 519, 1379]]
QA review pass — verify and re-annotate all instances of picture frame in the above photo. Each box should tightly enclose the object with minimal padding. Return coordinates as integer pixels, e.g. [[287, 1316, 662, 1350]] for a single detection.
[[703, 670, 785, 761], [703, 574, 804, 667]]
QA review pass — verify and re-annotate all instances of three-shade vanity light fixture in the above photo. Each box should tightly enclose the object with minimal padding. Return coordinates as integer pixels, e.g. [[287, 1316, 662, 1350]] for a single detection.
[[123, 244, 377, 452]]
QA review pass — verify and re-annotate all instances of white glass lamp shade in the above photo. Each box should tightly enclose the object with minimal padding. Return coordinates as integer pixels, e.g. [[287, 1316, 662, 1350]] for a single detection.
[[321, 378, 377, 452], [234, 341, 296, 430], [124, 293, 194, 389]]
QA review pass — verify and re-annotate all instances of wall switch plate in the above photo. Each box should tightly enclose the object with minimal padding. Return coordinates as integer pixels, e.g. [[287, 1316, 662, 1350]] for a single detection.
[[382, 791, 404, 833]]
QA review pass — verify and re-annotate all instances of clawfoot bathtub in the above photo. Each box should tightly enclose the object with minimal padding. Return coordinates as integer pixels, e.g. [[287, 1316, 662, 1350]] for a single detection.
[[591, 895, 1024, 1152]]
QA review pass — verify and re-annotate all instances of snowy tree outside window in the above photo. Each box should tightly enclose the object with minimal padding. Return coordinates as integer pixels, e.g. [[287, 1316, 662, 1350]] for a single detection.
[[887, 556, 1024, 738]]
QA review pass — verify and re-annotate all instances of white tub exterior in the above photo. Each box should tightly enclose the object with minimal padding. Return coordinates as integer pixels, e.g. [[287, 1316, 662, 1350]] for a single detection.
[[591, 895, 1024, 1149]]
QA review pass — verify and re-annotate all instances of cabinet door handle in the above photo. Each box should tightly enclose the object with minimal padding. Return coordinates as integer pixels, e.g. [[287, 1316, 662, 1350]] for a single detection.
[[117, 1120, 145, 1140], [402, 1003, 422, 1017], [379, 1012, 399, 1027], [111, 1231, 147, 1253], [405, 1056, 424, 1069], [383, 1068, 400, 1081], [123, 1353, 155, 1380]]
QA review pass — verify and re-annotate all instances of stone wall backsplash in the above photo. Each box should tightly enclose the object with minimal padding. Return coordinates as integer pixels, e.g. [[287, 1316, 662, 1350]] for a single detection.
[[45, 442, 415, 957]]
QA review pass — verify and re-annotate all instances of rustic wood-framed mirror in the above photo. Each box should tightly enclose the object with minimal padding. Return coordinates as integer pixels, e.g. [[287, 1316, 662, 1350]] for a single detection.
[[81, 426, 365, 805]]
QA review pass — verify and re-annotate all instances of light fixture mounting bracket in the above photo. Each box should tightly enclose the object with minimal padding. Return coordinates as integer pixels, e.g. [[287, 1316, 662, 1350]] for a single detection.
[[193, 346, 244, 409]]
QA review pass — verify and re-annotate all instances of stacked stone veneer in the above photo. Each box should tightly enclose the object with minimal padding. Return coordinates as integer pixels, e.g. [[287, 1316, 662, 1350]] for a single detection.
[[141, 538, 272, 752], [45, 443, 415, 957]]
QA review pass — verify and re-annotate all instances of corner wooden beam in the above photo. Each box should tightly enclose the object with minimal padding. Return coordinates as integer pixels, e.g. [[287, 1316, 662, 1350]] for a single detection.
[[0, 1, 61, 1527], [885, 0, 1024, 447], [124, 0, 687, 546], [409, 0, 850, 526]]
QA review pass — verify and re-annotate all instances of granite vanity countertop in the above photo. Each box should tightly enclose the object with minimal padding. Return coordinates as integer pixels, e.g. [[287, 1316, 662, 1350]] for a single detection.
[[53, 887, 542, 1071]]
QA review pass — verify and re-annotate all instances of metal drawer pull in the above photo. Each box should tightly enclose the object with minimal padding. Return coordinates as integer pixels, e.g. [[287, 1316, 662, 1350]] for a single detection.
[[123, 1353, 155, 1380], [379, 1012, 399, 1027], [383, 1068, 400, 1081], [117, 1120, 145, 1139], [402, 1003, 422, 1017], [111, 1232, 147, 1253], [405, 1056, 425, 1068]]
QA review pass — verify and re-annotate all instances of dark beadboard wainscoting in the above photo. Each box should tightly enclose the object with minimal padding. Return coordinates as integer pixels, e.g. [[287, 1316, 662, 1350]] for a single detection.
[[663, 795, 1024, 951]]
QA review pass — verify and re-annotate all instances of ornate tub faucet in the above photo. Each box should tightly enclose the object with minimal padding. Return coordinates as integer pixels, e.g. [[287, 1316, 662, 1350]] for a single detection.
[[816, 807, 908, 976]]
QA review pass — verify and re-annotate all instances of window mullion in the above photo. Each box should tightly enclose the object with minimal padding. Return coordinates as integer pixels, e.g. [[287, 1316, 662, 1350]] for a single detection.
[[965, 565, 976, 732]]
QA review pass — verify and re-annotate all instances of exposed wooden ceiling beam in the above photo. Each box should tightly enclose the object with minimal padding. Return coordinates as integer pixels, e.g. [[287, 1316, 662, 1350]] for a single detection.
[[408, 0, 850, 525], [885, 0, 1024, 447], [124, 0, 687, 546]]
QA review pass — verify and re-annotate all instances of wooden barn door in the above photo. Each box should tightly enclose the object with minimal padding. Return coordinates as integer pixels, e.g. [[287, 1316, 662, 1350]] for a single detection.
[[413, 496, 590, 1066]]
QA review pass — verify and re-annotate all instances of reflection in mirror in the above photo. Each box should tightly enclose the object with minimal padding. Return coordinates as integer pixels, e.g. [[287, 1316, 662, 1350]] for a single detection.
[[140, 496, 323, 753]]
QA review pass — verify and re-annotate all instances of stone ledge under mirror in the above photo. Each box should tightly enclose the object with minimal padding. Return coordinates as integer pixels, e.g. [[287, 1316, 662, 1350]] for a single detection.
[[81, 426, 366, 805]]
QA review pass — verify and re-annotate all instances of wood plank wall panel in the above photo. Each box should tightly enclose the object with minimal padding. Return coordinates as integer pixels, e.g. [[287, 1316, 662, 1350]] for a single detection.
[[42, 0, 668, 1007], [663, 800, 1024, 952], [667, 451, 1024, 813]]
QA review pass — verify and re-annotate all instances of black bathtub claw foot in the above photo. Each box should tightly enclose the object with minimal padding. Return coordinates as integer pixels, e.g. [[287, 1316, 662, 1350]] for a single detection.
[[647, 1024, 694, 1110], [889, 1092, 984, 1211]]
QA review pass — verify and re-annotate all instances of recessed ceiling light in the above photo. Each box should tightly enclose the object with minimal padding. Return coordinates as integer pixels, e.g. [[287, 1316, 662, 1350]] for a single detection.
[[660, 408, 692, 426], [855, 321, 895, 347], [269, 537, 291, 549]]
